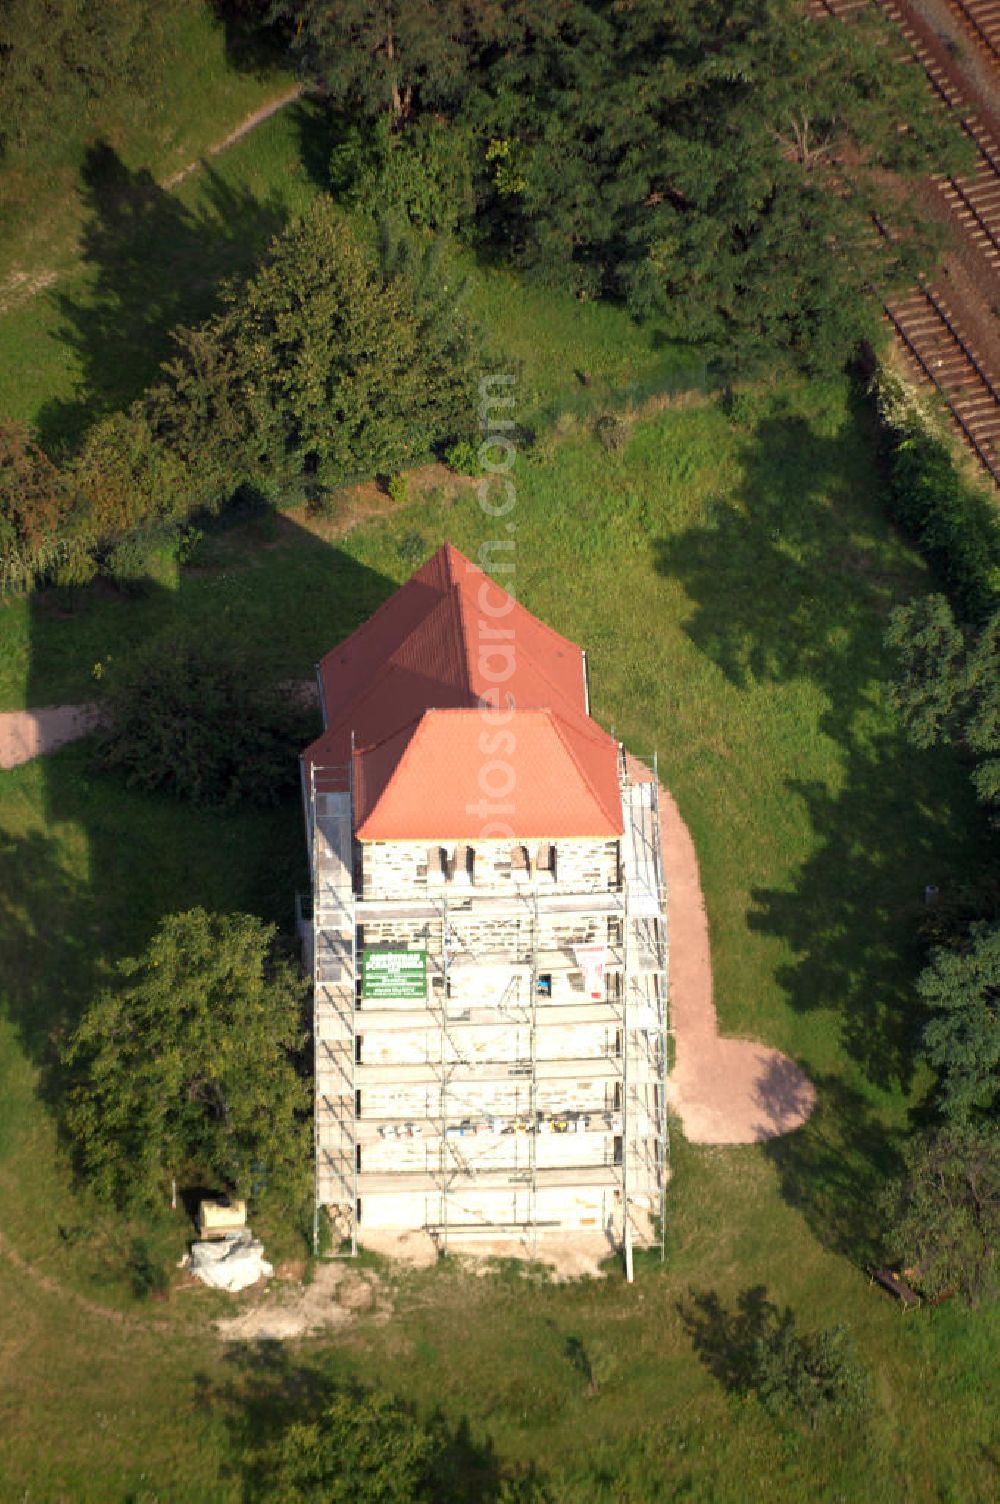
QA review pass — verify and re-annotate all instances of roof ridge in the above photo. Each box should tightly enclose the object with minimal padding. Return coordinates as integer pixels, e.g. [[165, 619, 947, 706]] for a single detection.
[[352, 710, 426, 757], [446, 555, 589, 716], [354, 711, 431, 829], [452, 551, 586, 658], [547, 708, 622, 829], [448, 575, 477, 696]]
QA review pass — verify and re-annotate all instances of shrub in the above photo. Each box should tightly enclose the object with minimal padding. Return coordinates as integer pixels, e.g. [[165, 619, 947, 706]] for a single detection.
[[50, 539, 98, 595], [330, 116, 475, 232], [71, 409, 194, 541], [881, 1124, 1000, 1304], [872, 370, 1000, 621], [104, 533, 157, 594], [255, 1391, 438, 1504], [444, 439, 483, 477], [0, 420, 77, 591], [387, 471, 410, 504], [751, 1316, 869, 1429], [595, 413, 628, 453], [680, 1287, 869, 1432], [98, 625, 315, 808], [173, 523, 203, 566], [720, 387, 765, 429]]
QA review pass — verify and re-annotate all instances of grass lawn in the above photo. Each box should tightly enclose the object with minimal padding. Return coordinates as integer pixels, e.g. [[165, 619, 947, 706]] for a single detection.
[[0, 374, 996, 1500]]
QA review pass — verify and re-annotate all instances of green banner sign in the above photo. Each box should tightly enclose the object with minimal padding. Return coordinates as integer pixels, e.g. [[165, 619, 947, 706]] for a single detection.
[[362, 948, 427, 1001]]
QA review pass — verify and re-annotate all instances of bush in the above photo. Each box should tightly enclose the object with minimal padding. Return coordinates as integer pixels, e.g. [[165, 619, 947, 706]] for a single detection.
[[594, 413, 628, 453], [680, 1287, 869, 1433], [104, 533, 157, 594], [330, 115, 475, 232], [444, 439, 483, 477], [256, 1392, 438, 1504], [0, 421, 77, 592], [173, 523, 203, 566], [751, 1316, 869, 1429], [872, 370, 1000, 621], [881, 1124, 1000, 1304], [387, 471, 410, 504], [98, 626, 316, 807], [71, 409, 195, 541]]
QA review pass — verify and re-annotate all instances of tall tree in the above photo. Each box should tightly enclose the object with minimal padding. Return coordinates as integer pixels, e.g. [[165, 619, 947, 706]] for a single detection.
[[63, 909, 311, 1207], [146, 197, 480, 496], [881, 1124, 1000, 1304], [919, 921, 1000, 1121], [885, 595, 970, 751], [280, 0, 964, 370], [886, 595, 1000, 809], [271, 0, 521, 124], [471, 0, 965, 365]]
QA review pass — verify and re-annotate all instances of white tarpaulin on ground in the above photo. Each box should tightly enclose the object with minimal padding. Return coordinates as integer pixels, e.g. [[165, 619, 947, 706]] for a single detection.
[[188, 1231, 273, 1293]]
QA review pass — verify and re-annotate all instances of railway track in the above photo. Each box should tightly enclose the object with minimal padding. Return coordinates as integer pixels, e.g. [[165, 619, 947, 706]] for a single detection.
[[811, 0, 1000, 483], [945, 0, 1000, 68], [875, 0, 1000, 269], [887, 286, 1000, 482]]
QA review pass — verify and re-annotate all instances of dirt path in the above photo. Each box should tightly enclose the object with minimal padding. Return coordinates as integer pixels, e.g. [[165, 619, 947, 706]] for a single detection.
[[159, 83, 305, 190], [0, 1226, 169, 1331], [0, 703, 103, 770], [647, 770, 816, 1143]]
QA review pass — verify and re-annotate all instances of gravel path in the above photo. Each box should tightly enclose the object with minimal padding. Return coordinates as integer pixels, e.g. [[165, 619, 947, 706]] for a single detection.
[[653, 777, 816, 1144], [0, 703, 102, 770]]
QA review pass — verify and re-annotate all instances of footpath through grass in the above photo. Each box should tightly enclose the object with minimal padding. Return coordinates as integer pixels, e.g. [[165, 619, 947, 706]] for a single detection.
[[0, 376, 996, 1499]]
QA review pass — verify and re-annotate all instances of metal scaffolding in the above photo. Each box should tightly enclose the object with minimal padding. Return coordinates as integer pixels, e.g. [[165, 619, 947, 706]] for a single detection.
[[306, 753, 670, 1273]]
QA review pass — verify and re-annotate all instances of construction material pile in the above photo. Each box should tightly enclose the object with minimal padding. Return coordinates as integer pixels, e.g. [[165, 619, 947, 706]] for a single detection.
[[186, 1230, 273, 1293]]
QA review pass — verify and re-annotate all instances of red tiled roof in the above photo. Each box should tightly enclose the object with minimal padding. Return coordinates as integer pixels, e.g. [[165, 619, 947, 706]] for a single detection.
[[303, 542, 622, 839]]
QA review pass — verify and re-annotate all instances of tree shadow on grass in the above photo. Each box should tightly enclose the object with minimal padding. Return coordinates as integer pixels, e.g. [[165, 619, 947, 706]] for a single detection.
[[677, 1284, 780, 1395], [36, 142, 289, 451], [210, 0, 292, 77], [196, 1339, 539, 1502], [0, 820, 99, 1097], [654, 398, 984, 1250], [654, 403, 983, 1094], [761, 1073, 903, 1265]]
